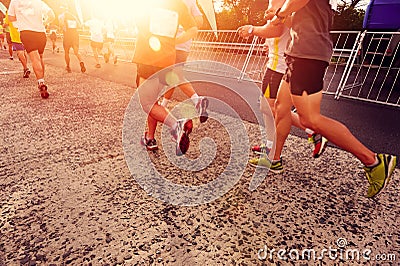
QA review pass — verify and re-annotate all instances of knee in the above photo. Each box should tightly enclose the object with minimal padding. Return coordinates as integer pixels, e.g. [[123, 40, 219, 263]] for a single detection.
[[274, 100, 291, 119], [298, 114, 320, 131]]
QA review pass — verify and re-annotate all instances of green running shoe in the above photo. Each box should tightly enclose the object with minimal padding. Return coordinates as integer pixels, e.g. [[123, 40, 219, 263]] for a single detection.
[[249, 156, 283, 173], [364, 153, 397, 198]]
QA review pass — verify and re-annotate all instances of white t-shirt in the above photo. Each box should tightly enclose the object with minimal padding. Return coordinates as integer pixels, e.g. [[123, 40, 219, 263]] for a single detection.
[[8, 0, 52, 32], [104, 20, 116, 39], [175, 0, 202, 52], [85, 19, 104, 43], [265, 25, 290, 74]]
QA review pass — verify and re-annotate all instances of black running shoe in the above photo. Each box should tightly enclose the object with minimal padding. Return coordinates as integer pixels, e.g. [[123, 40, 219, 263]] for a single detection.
[[23, 68, 30, 78], [80, 62, 86, 73], [140, 132, 158, 151], [38, 83, 49, 99]]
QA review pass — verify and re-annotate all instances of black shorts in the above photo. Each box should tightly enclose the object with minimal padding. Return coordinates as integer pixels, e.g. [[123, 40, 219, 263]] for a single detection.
[[63, 31, 79, 49], [175, 50, 189, 64], [90, 40, 103, 50], [283, 55, 329, 96], [261, 68, 284, 99], [136, 64, 169, 85], [20, 31, 47, 54]]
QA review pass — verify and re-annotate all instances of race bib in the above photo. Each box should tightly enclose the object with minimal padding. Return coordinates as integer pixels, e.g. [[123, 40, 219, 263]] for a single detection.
[[67, 20, 77, 29], [150, 8, 179, 38]]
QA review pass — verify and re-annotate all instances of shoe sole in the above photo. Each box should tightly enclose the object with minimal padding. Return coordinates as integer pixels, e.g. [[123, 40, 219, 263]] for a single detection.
[[369, 154, 397, 198], [140, 134, 159, 151], [199, 98, 209, 123], [176, 120, 193, 156], [313, 137, 328, 158], [249, 161, 283, 173], [380, 154, 397, 194]]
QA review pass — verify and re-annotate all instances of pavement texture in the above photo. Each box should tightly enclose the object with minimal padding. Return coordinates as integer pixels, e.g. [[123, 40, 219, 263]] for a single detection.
[[1, 49, 400, 266]]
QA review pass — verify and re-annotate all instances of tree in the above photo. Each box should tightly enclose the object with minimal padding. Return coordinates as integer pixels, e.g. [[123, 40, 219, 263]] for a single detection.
[[215, 0, 369, 30], [333, 0, 367, 30], [215, 0, 268, 29]]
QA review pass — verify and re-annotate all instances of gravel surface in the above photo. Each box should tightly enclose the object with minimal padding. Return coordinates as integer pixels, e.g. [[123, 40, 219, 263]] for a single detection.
[[1, 54, 399, 266]]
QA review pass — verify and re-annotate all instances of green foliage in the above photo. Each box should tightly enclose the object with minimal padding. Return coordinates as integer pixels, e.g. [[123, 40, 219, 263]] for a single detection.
[[215, 0, 367, 30], [216, 0, 268, 29], [333, 6, 365, 30]]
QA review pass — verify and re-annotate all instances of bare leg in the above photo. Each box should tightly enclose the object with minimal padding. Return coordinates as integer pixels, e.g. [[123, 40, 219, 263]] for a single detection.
[[64, 47, 70, 67], [271, 80, 293, 161], [291, 91, 376, 165], [16, 50, 28, 69], [92, 46, 99, 65], [8, 42, 13, 58], [138, 77, 177, 139], [27, 50, 44, 80], [72, 45, 83, 62]]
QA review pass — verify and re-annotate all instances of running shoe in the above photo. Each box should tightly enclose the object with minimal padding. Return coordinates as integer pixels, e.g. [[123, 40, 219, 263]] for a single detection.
[[80, 62, 86, 73], [249, 156, 283, 173], [308, 133, 328, 158], [171, 119, 193, 156], [95, 64, 101, 68], [66, 66, 72, 73], [113, 55, 118, 65], [140, 132, 158, 151], [38, 83, 49, 99], [23, 68, 30, 78], [9, 57, 13, 60], [364, 153, 397, 198], [251, 143, 271, 155], [195, 97, 209, 123]]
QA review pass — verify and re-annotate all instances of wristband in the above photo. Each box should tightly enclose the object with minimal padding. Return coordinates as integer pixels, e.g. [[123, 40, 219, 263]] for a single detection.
[[275, 8, 287, 23]]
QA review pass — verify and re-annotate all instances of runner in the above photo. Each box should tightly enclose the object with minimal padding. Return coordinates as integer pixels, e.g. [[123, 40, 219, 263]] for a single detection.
[[3, 15, 13, 59], [237, 0, 328, 164], [4, 12, 30, 78], [8, 0, 55, 99], [0, 23, 5, 49], [48, 23, 58, 53], [160, 0, 209, 124], [59, 7, 86, 73], [133, 0, 198, 155], [256, 0, 396, 198], [103, 18, 117, 65], [85, 17, 104, 68]]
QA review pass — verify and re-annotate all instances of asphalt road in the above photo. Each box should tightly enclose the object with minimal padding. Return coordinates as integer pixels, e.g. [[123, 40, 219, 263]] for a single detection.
[[44, 48, 400, 158]]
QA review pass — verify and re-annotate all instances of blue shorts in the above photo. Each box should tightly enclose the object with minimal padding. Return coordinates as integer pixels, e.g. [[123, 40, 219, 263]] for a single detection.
[[12, 42, 25, 51]]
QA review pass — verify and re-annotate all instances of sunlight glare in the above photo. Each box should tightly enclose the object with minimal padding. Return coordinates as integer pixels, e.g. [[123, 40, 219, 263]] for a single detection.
[[149, 36, 161, 52]]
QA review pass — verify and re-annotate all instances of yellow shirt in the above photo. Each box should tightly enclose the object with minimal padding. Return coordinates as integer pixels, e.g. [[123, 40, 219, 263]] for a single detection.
[[5, 14, 22, 44]]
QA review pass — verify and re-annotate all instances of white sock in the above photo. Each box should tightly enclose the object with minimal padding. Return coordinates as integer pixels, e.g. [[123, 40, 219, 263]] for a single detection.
[[161, 98, 170, 107], [37, 78, 45, 85], [191, 93, 199, 105], [266, 140, 273, 149], [305, 128, 314, 135]]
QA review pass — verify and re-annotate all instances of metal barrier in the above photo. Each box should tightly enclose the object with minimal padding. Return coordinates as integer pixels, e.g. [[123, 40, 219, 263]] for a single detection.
[[53, 30, 399, 107], [337, 31, 400, 107]]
